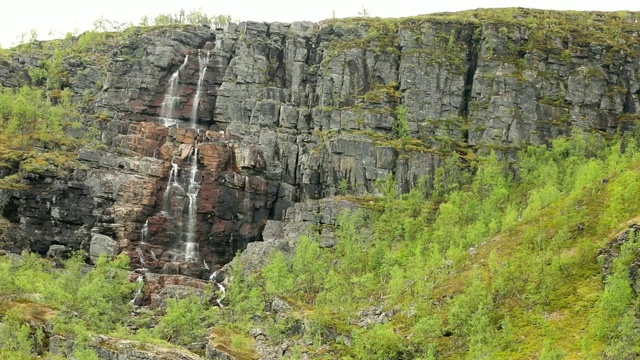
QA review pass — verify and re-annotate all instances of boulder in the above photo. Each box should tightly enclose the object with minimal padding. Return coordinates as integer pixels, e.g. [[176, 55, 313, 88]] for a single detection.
[[89, 233, 119, 263]]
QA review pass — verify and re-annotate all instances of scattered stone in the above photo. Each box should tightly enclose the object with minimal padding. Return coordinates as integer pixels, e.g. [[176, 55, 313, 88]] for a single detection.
[[89, 233, 119, 263]]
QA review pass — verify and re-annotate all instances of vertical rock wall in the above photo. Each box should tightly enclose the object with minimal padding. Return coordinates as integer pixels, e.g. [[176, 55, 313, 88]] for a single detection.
[[0, 10, 638, 272]]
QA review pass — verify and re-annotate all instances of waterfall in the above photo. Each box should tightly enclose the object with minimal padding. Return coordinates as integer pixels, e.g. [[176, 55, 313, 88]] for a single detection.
[[136, 248, 147, 267], [162, 163, 181, 214], [159, 147, 200, 262], [140, 220, 149, 244], [215, 282, 226, 308], [209, 270, 226, 307], [153, 49, 212, 265], [147, 248, 158, 262], [184, 242, 199, 262], [130, 276, 144, 305], [184, 143, 200, 262], [191, 50, 211, 128], [160, 55, 189, 126]]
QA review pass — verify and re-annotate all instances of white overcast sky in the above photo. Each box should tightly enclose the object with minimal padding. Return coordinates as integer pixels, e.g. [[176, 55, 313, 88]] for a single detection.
[[1, 0, 639, 47]]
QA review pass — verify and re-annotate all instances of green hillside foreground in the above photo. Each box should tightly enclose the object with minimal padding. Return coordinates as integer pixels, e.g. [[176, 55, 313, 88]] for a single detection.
[[2, 100, 640, 359], [220, 131, 640, 359]]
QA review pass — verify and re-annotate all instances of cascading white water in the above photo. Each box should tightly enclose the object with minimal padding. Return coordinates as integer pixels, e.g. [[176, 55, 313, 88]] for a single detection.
[[147, 248, 158, 262], [140, 219, 149, 244], [184, 143, 200, 262], [184, 242, 198, 262], [158, 147, 200, 262], [162, 163, 181, 214], [191, 50, 211, 128], [136, 219, 151, 268], [160, 55, 189, 126], [209, 270, 226, 307], [136, 247, 147, 267], [130, 276, 144, 305], [152, 49, 212, 264], [215, 282, 226, 308]]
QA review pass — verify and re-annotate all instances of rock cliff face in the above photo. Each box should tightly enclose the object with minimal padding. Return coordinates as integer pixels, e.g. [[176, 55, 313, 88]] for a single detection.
[[0, 9, 639, 274]]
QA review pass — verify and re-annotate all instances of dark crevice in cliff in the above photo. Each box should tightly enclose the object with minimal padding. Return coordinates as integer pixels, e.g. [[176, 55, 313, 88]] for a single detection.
[[623, 88, 636, 113], [394, 41, 402, 98], [459, 28, 480, 120], [268, 47, 286, 87], [1, 197, 20, 223], [390, 41, 403, 183], [503, 120, 514, 144]]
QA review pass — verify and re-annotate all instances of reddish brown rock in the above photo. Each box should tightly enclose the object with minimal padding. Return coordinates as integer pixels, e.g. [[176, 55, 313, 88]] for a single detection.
[[199, 143, 232, 172], [198, 172, 222, 213], [141, 122, 169, 141], [210, 219, 232, 238], [116, 122, 169, 157], [246, 175, 268, 193], [174, 128, 198, 144], [118, 180, 156, 207], [178, 144, 193, 160], [159, 143, 175, 161]]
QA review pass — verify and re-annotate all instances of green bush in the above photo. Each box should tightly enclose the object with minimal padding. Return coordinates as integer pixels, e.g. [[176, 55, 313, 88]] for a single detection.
[[155, 293, 219, 345], [351, 323, 403, 360], [0, 252, 138, 351], [0, 309, 34, 360], [393, 104, 411, 139]]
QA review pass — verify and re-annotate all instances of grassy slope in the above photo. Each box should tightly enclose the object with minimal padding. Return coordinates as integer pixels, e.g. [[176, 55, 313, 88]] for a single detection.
[[437, 189, 607, 358], [219, 133, 640, 359]]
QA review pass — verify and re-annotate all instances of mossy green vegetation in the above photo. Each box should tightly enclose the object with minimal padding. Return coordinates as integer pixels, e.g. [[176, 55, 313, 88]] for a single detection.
[[220, 129, 640, 359], [0, 253, 133, 358], [0, 86, 80, 149], [325, 8, 638, 50], [0, 252, 222, 358], [0, 86, 86, 189], [155, 294, 220, 345], [322, 8, 638, 81]]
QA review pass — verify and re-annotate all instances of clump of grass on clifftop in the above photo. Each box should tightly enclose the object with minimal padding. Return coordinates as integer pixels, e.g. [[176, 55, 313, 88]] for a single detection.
[[324, 8, 639, 62]]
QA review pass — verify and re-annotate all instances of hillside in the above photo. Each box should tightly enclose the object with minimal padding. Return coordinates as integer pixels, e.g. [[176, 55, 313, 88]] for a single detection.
[[0, 7, 638, 359]]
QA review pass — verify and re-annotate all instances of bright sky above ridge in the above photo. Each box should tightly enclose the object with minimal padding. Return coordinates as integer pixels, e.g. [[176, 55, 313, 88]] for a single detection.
[[1, 0, 639, 47]]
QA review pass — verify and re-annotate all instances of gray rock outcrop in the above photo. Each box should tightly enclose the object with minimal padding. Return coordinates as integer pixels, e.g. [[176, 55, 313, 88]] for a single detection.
[[89, 233, 119, 262], [0, 9, 637, 276]]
